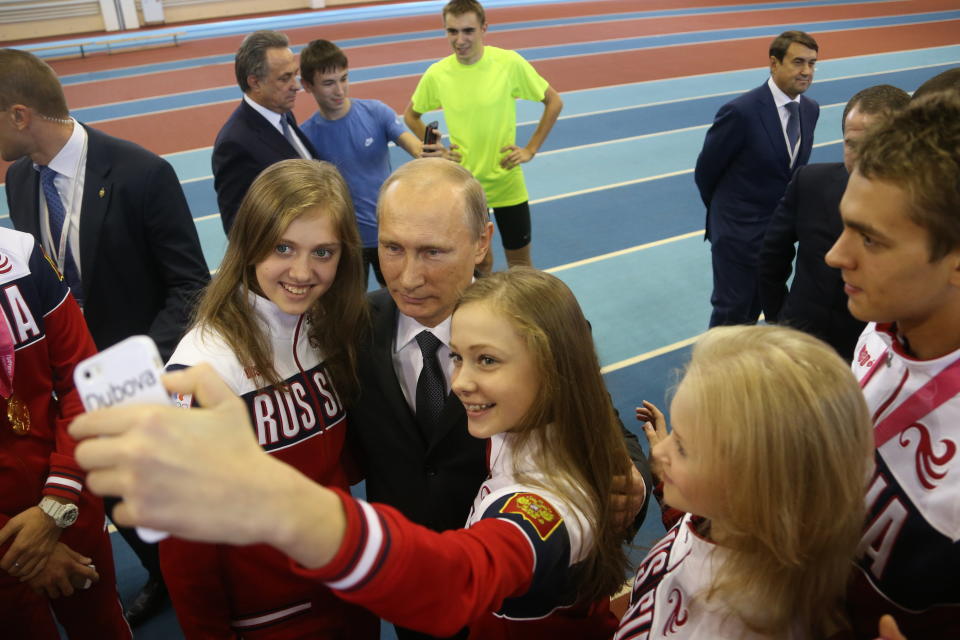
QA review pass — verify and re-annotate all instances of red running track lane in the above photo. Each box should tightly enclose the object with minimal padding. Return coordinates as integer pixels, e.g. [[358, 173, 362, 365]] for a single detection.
[[77, 19, 960, 159], [58, 0, 955, 108], [43, 0, 792, 76]]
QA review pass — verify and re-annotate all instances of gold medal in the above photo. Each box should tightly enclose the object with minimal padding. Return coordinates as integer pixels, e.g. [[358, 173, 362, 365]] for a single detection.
[[7, 395, 30, 435]]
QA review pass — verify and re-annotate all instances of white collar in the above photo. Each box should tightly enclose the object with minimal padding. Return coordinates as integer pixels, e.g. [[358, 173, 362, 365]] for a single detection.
[[248, 289, 303, 335], [767, 76, 801, 109], [35, 118, 85, 178], [243, 93, 286, 130], [395, 311, 452, 353]]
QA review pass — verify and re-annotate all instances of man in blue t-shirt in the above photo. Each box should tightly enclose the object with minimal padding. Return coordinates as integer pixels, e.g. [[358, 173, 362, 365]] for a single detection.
[[300, 40, 422, 286]]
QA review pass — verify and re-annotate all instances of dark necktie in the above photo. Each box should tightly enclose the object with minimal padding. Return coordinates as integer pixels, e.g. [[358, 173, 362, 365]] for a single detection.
[[280, 115, 308, 159], [784, 101, 800, 160], [39, 166, 84, 305], [415, 330, 446, 437]]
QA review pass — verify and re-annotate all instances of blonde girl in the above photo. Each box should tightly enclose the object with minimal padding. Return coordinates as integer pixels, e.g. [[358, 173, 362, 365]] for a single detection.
[[619, 325, 873, 639], [160, 159, 377, 639]]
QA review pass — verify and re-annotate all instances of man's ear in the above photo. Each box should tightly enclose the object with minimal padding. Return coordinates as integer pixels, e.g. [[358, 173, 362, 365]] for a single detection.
[[247, 74, 261, 93], [946, 249, 960, 288], [9, 104, 32, 131], [474, 221, 494, 264]]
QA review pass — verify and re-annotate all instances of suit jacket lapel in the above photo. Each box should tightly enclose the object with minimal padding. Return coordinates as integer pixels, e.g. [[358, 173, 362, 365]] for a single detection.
[[241, 101, 301, 158], [78, 125, 111, 293], [798, 98, 816, 164], [370, 295, 427, 445], [287, 112, 319, 159], [756, 84, 790, 169]]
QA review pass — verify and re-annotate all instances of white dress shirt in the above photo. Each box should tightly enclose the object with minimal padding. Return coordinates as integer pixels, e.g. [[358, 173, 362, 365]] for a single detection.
[[35, 118, 87, 278], [393, 312, 455, 413]]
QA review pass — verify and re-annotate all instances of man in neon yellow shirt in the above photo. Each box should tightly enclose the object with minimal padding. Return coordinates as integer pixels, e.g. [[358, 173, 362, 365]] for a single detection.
[[404, 0, 564, 272]]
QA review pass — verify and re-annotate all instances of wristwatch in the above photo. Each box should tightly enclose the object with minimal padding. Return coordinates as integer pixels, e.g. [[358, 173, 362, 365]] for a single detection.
[[38, 497, 79, 528]]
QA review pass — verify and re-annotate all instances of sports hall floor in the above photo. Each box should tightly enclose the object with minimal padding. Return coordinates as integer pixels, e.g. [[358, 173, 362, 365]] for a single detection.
[[1, 0, 958, 636]]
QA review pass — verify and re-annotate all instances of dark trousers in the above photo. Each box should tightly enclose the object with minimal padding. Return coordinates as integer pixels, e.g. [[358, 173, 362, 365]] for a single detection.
[[104, 496, 161, 578], [709, 244, 761, 327]]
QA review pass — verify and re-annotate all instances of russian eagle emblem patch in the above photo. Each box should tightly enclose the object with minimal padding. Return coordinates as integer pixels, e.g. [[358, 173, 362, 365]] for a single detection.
[[500, 493, 562, 540]]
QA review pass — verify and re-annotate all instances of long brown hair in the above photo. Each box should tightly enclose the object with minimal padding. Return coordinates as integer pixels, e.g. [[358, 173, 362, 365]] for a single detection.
[[194, 159, 368, 397], [682, 326, 872, 636], [455, 268, 630, 604]]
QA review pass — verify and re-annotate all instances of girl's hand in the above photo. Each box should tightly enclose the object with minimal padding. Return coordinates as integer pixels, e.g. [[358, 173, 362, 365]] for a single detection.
[[874, 615, 906, 640], [636, 400, 668, 449]]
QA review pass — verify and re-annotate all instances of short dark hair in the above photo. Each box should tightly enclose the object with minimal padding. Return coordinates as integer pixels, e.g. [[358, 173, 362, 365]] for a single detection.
[[443, 0, 485, 25], [235, 30, 289, 93], [841, 84, 910, 132], [912, 67, 960, 100], [299, 39, 349, 86], [769, 31, 819, 62], [857, 92, 960, 260], [0, 49, 69, 119]]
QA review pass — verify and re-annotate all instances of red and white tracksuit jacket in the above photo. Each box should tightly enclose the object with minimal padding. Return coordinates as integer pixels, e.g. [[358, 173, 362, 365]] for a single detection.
[[293, 431, 619, 640], [615, 513, 797, 640], [161, 292, 377, 639], [847, 323, 960, 638], [0, 227, 129, 640]]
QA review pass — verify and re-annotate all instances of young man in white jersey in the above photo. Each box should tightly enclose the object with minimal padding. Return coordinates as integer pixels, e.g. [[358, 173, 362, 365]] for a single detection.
[[825, 91, 960, 639], [404, 0, 563, 273]]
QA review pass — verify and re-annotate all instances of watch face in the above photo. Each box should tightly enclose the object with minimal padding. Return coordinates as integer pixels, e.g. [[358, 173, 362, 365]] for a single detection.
[[61, 506, 79, 527]]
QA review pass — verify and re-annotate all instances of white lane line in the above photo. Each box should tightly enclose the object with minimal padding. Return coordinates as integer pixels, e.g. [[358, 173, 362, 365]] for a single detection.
[[601, 335, 701, 374], [546, 230, 704, 274], [601, 312, 767, 373], [56, 0, 909, 84], [531, 169, 693, 204], [516, 58, 959, 127]]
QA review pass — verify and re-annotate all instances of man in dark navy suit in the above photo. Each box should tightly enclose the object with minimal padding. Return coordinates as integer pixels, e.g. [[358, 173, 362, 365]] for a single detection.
[[760, 84, 909, 360], [1, 48, 209, 628], [213, 30, 318, 233], [695, 31, 820, 327]]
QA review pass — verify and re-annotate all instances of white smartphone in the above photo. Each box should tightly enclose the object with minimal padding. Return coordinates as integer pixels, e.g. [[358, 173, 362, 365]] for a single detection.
[[74, 335, 171, 543]]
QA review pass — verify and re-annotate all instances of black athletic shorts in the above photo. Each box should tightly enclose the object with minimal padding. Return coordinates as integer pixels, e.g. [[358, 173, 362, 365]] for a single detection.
[[492, 201, 531, 250]]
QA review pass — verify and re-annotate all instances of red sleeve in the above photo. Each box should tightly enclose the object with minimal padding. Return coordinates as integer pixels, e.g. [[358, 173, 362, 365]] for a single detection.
[[33, 243, 97, 502], [651, 477, 684, 531], [160, 538, 236, 639], [291, 488, 535, 638]]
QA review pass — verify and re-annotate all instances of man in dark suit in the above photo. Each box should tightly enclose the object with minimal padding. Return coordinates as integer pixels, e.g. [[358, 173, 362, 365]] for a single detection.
[[213, 30, 318, 233], [1, 48, 210, 626], [348, 158, 651, 640], [760, 85, 909, 360], [695, 31, 820, 327]]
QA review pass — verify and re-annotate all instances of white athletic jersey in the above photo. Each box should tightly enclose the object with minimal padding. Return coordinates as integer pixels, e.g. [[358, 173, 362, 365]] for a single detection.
[[167, 292, 347, 463], [467, 432, 591, 561], [465, 431, 593, 621], [850, 323, 960, 617], [616, 514, 787, 640]]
